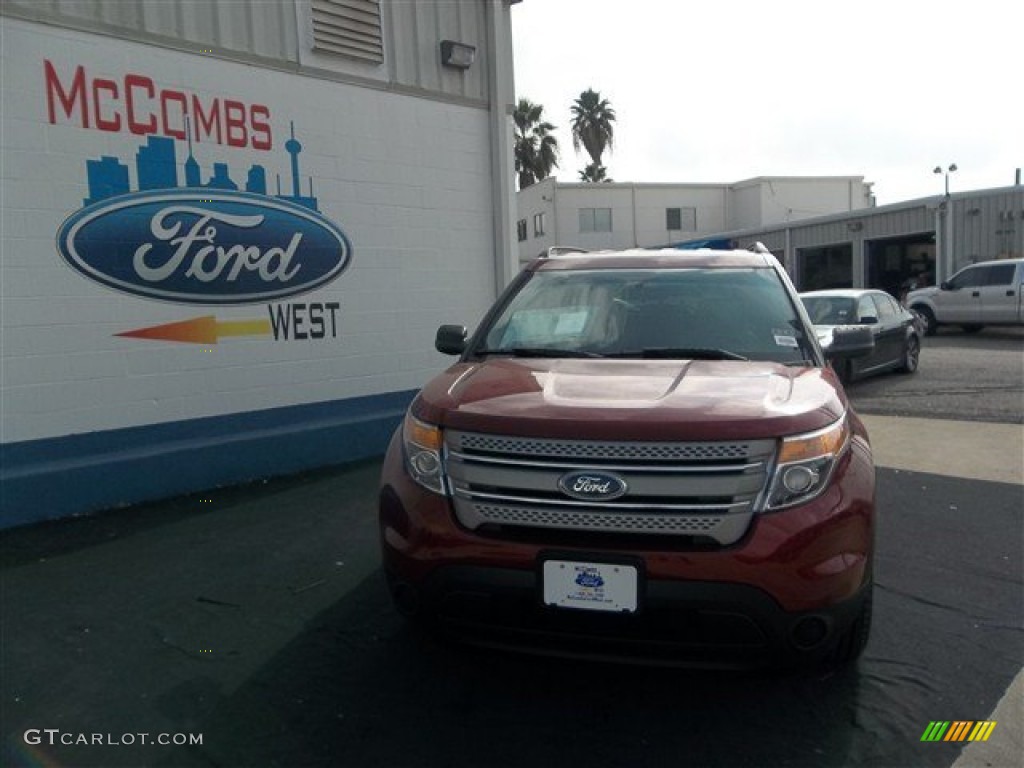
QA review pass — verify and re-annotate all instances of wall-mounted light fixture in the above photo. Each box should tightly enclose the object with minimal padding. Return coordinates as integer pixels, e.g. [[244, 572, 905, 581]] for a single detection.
[[847, 221, 864, 232], [440, 40, 476, 69]]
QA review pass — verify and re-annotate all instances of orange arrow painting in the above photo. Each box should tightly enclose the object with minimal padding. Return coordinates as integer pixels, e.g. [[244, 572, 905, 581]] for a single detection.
[[116, 316, 271, 345]]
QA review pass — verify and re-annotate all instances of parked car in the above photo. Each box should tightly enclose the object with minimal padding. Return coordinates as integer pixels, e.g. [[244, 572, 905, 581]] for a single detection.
[[800, 289, 921, 384], [905, 258, 1024, 335], [379, 245, 877, 669]]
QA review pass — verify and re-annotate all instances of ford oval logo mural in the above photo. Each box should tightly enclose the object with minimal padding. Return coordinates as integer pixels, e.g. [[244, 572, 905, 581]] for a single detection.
[[558, 470, 629, 502], [57, 189, 352, 305]]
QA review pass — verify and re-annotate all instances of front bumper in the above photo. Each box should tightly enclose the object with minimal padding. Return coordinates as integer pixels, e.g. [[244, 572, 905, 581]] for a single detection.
[[379, 430, 875, 666]]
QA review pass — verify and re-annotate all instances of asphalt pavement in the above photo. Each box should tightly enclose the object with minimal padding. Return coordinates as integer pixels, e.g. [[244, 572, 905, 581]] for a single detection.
[[2, 419, 1021, 768]]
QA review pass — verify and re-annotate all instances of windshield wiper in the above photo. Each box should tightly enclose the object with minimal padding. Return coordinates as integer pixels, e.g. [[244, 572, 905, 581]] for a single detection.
[[608, 347, 749, 361], [474, 346, 604, 359]]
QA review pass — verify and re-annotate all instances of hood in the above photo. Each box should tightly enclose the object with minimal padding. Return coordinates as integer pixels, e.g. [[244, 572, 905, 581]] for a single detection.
[[906, 286, 940, 302], [415, 358, 847, 442]]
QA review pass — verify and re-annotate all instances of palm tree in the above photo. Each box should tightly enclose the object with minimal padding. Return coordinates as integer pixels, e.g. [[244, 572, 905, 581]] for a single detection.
[[570, 88, 616, 174], [578, 163, 612, 183], [513, 99, 560, 189]]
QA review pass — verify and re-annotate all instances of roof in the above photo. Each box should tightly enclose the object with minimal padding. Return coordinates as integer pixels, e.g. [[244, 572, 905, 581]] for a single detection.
[[531, 247, 777, 272], [798, 289, 884, 298]]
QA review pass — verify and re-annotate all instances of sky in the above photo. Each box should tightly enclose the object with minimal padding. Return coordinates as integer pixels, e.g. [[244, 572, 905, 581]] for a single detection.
[[510, 0, 1023, 206]]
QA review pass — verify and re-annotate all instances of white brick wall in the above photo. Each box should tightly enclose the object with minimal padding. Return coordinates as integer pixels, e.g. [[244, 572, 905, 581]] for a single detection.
[[1, 16, 499, 444]]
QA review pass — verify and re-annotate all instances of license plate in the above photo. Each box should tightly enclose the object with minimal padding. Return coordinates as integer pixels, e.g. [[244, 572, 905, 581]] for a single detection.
[[542, 559, 638, 613]]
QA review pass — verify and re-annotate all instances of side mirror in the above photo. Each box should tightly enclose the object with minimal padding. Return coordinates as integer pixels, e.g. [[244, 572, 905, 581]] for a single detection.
[[859, 315, 879, 325], [825, 326, 874, 361], [939, 281, 952, 291], [435, 324, 467, 355]]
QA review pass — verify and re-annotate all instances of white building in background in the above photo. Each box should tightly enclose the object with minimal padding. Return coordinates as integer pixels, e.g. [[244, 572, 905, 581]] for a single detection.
[[0, 0, 519, 528], [516, 175, 876, 261], [518, 176, 1023, 294]]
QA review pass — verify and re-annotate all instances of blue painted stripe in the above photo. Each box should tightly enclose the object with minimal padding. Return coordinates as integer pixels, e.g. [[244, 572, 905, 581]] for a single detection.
[[0, 389, 417, 530]]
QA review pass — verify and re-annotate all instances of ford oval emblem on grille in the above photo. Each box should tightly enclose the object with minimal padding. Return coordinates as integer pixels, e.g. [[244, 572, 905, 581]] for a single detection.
[[558, 470, 628, 502]]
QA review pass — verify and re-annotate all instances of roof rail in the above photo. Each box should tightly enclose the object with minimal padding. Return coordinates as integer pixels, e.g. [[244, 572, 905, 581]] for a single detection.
[[541, 246, 589, 259], [746, 241, 771, 255]]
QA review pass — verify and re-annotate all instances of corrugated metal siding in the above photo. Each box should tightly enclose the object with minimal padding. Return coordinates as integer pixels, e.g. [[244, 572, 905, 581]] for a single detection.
[[790, 221, 855, 249], [2, 0, 493, 102], [388, 0, 487, 101], [737, 205, 934, 249], [860, 207, 933, 240], [2, 0, 299, 62], [951, 189, 1024, 267]]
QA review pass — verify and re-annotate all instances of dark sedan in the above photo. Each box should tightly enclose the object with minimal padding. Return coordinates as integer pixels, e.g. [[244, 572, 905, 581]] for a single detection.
[[800, 289, 921, 383]]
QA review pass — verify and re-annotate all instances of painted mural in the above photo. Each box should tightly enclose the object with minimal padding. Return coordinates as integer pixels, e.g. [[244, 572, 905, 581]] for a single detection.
[[46, 60, 351, 344]]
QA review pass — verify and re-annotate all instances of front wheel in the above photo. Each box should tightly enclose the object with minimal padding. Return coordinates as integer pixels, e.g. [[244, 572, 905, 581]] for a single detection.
[[898, 335, 920, 374], [914, 306, 937, 336]]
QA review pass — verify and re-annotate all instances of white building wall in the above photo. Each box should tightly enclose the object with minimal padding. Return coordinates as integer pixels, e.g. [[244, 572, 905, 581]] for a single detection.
[[518, 176, 874, 262], [557, 186, 637, 251], [515, 176, 557, 259], [0, 1, 517, 526], [752, 177, 874, 226], [0, 16, 497, 443], [730, 184, 762, 230], [633, 186, 728, 247]]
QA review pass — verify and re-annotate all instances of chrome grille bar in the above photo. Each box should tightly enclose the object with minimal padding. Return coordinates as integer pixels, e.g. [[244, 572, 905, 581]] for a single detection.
[[453, 487, 749, 513], [447, 450, 765, 475], [444, 430, 776, 546]]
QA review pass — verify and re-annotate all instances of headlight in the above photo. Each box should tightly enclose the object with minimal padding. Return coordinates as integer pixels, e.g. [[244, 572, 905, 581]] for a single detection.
[[765, 416, 850, 510], [402, 412, 447, 495]]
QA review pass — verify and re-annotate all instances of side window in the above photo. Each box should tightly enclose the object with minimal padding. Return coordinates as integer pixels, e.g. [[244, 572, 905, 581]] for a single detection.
[[856, 296, 876, 321], [871, 294, 898, 322], [666, 206, 697, 231], [984, 264, 1016, 286], [533, 213, 546, 237], [579, 208, 613, 233], [947, 267, 983, 290]]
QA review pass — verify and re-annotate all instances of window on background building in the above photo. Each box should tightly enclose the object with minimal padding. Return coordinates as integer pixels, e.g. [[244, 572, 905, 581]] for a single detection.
[[517, 219, 528, 242], [666, 206, 697, 231], [579, 207, 612, 233], [533, 212, 546, 237], [312, 0, 384, 64]]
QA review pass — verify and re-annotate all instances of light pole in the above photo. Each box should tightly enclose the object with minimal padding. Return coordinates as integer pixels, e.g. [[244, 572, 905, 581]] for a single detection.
[[933, 163, 957, 197], [932, 163, 957, 283]]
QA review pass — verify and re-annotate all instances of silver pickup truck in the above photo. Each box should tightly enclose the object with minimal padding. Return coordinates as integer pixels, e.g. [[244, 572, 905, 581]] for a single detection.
[[906, 258, 1024, 335]]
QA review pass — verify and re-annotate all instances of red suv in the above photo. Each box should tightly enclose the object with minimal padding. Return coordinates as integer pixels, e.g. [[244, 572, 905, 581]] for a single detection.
[[379, 246, 876, 667]]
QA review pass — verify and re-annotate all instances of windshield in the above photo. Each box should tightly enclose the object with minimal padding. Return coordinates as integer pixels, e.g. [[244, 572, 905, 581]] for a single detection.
[[801, 296, 856, 325], [477, 268, 813, 364]]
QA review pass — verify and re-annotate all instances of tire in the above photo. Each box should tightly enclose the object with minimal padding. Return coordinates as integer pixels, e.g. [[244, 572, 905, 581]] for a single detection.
[[830, 582, 873, 666], [914, 305, 937, 336], [834, 359, 853, 386], [898, 335, 920, 374], [961, 324, 985, 333]]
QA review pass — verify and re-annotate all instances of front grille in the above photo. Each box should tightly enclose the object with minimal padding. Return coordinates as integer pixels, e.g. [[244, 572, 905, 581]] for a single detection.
[[457, 434, 751, 462], [445, 431, 776, 546]]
